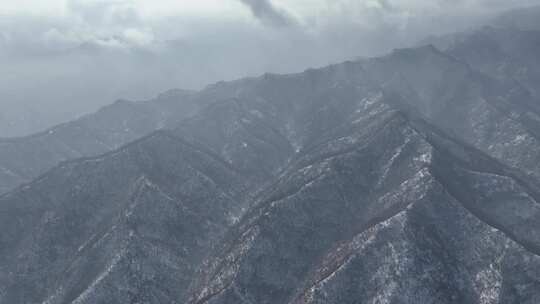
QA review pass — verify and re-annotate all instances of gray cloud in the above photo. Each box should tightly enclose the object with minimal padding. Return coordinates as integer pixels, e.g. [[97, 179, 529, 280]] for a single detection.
[[0, 0, 538, 136], [238, 0, 296, 27]]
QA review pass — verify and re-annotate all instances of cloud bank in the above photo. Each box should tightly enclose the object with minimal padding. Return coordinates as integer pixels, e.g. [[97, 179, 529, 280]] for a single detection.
[[0, 0, 536, 136]]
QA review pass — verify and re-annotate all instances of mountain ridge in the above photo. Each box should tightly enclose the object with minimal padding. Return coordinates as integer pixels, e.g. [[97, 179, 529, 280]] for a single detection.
[[3, 9, 540, 302]]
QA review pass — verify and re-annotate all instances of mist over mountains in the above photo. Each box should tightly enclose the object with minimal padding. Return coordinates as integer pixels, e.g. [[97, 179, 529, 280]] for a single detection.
[[2, 2, 540, 304], [0, 0, 536, 137]]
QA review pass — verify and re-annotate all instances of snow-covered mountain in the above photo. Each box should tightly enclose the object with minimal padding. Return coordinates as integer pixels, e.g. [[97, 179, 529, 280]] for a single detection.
[[2, 7, 540, 304]]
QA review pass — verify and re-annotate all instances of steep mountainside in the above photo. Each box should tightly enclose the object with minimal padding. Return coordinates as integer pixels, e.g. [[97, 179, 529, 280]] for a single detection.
[[0, 89, 199, 194], [187, 95, 540, 304], [426, 26, 540, 98], [0, 130, 252, 303], [2, 12, 540, 304], [359, 45, 540, 184], [0, 72, 381, 303]]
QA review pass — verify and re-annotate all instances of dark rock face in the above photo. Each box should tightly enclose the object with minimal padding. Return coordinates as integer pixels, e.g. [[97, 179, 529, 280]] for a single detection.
[[2, 9, 540, 304]]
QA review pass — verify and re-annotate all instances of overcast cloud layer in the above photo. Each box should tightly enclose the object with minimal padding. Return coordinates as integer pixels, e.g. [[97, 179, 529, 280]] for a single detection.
[[0, 0, 537, 136]]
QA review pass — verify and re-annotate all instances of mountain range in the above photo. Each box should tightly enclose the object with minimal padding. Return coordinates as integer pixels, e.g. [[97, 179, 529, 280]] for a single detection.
[[1, 7, 540, 304]]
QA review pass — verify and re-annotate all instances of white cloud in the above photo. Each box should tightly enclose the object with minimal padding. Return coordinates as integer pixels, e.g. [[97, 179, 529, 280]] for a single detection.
[[122, 28, 154, 46], [0, 0, 67, 16]]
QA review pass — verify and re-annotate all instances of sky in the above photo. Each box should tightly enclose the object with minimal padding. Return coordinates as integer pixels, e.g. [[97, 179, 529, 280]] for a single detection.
[[0, 0, 537, 136]]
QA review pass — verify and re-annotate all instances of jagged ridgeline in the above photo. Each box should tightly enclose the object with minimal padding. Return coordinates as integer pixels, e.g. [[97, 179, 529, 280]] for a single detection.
[[2, 8, 540, 304]]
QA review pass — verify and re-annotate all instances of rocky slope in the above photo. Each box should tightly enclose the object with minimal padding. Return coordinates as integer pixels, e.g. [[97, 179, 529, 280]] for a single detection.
[[0, 69, 380, 303], [0, 89, 199, 195], [0, 130, 251, 303], [186, 94, 540, 304]]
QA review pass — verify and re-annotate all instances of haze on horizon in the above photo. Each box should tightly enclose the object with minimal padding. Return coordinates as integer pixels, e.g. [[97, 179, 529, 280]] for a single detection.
[[0, 0, 537, 137]]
